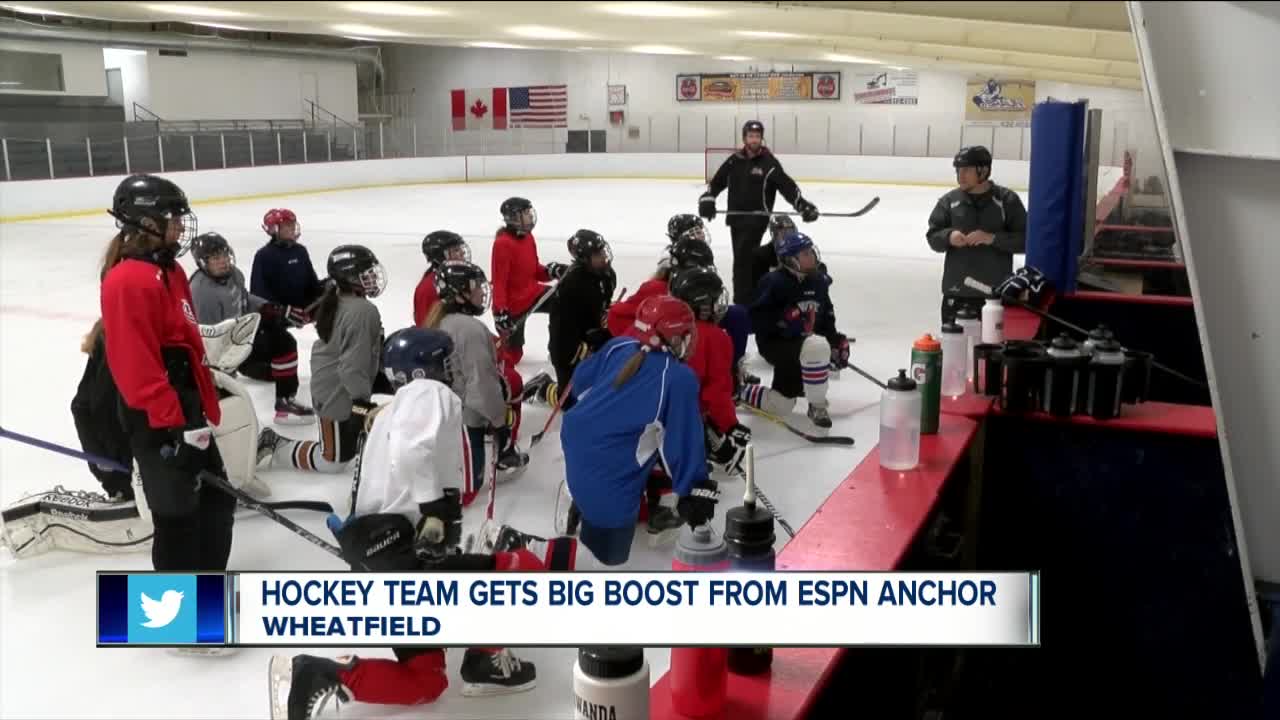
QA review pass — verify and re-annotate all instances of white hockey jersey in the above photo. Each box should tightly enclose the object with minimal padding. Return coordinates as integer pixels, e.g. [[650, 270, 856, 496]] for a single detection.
[[352, 378, 466, 526]]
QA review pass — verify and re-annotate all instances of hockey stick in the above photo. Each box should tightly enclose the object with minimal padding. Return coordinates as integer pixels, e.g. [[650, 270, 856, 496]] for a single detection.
[[530, 379, 573, 448], [736, 404, 856, 446], [0, 427, 333, 514], [197, 471, 343, 560], [743, 445, 796, 539], [962, 277, 1210, 390], [494, 282, 560, 351], [718, 196, 881, 219], [843, 361, 889, 391], [484, 434, 499, 521]]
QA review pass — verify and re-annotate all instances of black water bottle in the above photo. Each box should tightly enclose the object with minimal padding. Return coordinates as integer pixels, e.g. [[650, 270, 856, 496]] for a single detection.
[[725, 446, 777, 675]]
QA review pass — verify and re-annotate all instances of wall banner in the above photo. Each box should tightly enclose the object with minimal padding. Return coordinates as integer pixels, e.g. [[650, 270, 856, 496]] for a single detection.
[[966, 77, 1036, 127], [676, 71, 841, 102]]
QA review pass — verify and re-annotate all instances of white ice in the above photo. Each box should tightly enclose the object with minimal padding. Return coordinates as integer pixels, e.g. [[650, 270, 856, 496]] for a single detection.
[[0, 178, 961, 719]]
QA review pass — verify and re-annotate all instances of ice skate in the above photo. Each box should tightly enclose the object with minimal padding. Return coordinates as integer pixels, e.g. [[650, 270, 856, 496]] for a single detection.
[[257, 427, 285, 466], [274, 397, 315, 426], [807, 402, 832, 430], [519, 371, 555, 405], [495, 446, 529, 482], [459, 648, 536, 697], [268, 654, 351, 720]]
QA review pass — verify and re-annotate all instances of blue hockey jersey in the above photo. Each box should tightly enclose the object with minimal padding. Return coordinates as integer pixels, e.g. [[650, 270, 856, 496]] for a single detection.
[[561, 336, 707, 529], [750, 268, 838, 343], [249, 240, 325, 309]]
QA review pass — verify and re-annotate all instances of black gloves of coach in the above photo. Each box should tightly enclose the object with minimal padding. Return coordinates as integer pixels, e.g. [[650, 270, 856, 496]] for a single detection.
[[698, 194, 717, 222], [795, 196, 820, 223], [544, 262, 570, 281], [677, 478, 720, 528], [493, 310, 517, 336]]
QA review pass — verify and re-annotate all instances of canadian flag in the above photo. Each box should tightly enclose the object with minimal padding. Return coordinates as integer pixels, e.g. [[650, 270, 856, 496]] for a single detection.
[[451, 88, 507, 131]]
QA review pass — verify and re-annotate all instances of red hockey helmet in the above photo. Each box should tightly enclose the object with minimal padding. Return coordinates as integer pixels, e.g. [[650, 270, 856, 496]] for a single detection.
[[262, 208, 299, 238], [629, 295, 697, 361]]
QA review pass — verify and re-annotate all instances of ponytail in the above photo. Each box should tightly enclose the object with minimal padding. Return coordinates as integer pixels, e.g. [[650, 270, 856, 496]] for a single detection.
[[81, 318, 103, 354], [612, 347, 647, 389], [99, 231, 127, 280], [313, 281, 341, 343]]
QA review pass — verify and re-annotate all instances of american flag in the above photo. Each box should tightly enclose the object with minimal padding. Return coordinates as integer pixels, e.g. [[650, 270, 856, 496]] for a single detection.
[[508, 85, 568, 128]]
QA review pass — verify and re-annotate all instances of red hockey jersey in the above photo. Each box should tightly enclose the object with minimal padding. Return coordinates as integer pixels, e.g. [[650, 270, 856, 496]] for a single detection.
[[491, 228, 550, 317], [412, 270, 438, 327], [606, 277, 669, 336], [101, 258, 221, 429]]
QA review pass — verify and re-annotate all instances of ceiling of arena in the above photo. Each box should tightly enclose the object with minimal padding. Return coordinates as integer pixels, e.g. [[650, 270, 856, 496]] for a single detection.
[[1, 1, 1140, 89]]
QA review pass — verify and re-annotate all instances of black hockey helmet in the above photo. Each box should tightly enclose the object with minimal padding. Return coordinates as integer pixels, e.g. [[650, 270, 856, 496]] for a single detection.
[[768, 213, 796, 239], [422, 230, 470, 267], [327, 244, 387, 298], [742, 119, 765, 140], [434, 260, 490, 316], [670, 266, 729, 323], [666, 213, 708, 243], [383, 326, 455, 388], [668, 233, 716, 271], [568, 229, 613, 266], [953, 145, 993, 169], [500, 196, 537, 235], [191, 232, 235, 276], [109, 174, 198, 256]]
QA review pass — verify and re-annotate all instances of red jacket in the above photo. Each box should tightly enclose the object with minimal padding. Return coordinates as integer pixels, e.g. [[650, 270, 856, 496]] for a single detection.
[[413, 270, 438, 327], [101, 258, 221, 429], [609, 279, 738, 431], [606, 278, 669, 336], [491, 229, 550, 317]]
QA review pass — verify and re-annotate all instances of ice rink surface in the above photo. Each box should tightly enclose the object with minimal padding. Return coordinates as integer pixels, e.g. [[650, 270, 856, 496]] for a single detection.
[[0, 178, 979, 719]]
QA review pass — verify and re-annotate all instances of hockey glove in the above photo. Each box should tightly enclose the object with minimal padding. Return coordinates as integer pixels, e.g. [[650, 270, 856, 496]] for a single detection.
[[261, 303, 310, 328], [493, 309, 517, 337], [698, 194, 717, 222], [781, 306, 807, 337], [707, 424, 751, 476], [677, 478, 720, 528], [158, 426, 213, 472], [350, 398, 385, 432], [830, 333, 852, 370], [544, 262, 570, 281], [584, 327, 612, 353], [416, 489, 463, 554], [994, 266, 1051, 303], [795, 196, 820, 223]]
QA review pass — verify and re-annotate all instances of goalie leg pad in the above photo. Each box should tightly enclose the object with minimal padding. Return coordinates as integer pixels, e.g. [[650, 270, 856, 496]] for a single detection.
[[1, 486, 153, 558], [201, 314, 262, 373], [212, 370, 269, 496], [800, 334, 832, 408]]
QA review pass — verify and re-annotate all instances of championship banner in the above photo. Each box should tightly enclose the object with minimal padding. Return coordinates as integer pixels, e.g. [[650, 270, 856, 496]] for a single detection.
[[98, 571, 1041, 648], [851, 69, 920, 105], [677, 72, 841, 102], [966, 77, 1037, 127]]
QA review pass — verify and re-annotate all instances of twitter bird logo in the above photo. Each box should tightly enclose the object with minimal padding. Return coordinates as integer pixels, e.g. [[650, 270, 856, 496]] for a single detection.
[[127, 575, 197, 643], [140, 590, 184, 628]]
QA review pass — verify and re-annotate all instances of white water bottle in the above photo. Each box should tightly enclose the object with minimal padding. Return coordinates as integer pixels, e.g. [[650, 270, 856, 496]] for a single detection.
[[879, 370, 921, 471], [574, 647, 649, 720], [940, 322, 968, 397], [981, 298, 1005, 345]]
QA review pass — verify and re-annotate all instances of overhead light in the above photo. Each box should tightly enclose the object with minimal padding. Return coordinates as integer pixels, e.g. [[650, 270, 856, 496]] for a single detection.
[[343, 36, 383, 42], [341, 2, 447, 16], [599, 3, 722, 19], [141, 3, 250, 18], [575, 46, 599, 51], [330, 23, 405, 37], [629, 45, 693, 55], [889, 66, 911, 71], [467, 41, 532, 50], [507, 25, 588, 40], [825, 53, 880, 64], [717, 55, 751, 61], [3, 4, 71, 15], [735, 30, 807, 40], [193, 21, 252, 31], [0, 80, 22, 86]]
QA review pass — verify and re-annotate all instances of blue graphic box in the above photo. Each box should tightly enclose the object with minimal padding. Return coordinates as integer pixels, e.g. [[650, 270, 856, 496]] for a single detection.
[[98, 573, 226, 645]]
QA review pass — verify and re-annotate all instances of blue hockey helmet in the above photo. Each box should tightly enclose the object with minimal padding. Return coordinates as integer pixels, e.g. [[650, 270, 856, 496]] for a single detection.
[[382, 327, 455, 389], [774, 231, 820, 274]]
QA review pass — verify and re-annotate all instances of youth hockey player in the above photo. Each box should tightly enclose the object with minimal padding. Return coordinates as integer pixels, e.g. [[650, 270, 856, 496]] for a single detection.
[[423, 260, 529, 502], [521, 229, 616, 410], [250, 207, 324, 316], [700, 120, 820, 304], [490, 197, 567, 366], [560, 295, 720, 566], [269, 327, 576, 720], [744, 231, 852, 430], [258, 245, 386, 474], [99, 174, 234, 572], [412, 230, 470, 326], [189, 232, 313, 424]]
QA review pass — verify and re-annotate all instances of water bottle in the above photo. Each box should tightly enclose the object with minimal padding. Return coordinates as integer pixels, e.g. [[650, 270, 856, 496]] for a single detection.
[[981, 298, 1005, 344], [1086, 339, 1126, 420], [911, 335, 942, 434], [940, 322, 968, 397], [574, 647, 649, 720], [1082, 325, 1114, 355], [879, 369, 921, 471], [670, 524, 729, 717], [955, 306, 981, 381], [1043, 334, 1086, 417], [725, 446, 775, 676]]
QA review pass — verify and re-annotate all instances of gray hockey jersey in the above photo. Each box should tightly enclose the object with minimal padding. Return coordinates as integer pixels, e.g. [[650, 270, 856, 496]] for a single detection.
[[310, 295, 383, 421], [438, 313, 506, 429], [189, 268, 265, 325]]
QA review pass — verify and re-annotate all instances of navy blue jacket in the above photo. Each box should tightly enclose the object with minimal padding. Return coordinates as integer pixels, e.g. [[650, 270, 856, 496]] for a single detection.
[[249, 241, 324, 309], [750, 268, 838, 343]]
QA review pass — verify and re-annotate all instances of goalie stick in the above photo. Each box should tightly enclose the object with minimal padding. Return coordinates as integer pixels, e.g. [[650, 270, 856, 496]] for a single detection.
[[737, 404, 856, 446], [718, 196, 881, 219]]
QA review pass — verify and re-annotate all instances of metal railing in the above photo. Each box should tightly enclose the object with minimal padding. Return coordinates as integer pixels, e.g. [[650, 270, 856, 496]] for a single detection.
[[132, 102, 162, 122]]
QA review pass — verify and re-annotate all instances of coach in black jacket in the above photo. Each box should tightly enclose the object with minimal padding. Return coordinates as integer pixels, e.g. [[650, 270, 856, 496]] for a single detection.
[[927, 145, 1027, 322], [700, 120, 819, 304]]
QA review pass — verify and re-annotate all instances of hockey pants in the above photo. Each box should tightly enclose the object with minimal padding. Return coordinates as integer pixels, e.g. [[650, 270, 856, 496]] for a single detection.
[[237, 323, 299, 400]]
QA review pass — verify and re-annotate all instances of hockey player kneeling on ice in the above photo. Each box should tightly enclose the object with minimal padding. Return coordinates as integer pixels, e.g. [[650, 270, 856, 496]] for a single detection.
[[257, 245, 386, 475], [560, 295, 720, 566], [422, 260, 528, 505], [189, 232, 314, 425], [743, 231, 852, 430], [412, 230, 471, 326], [269, 327, 577, 720], [521, 229, 616, 412]]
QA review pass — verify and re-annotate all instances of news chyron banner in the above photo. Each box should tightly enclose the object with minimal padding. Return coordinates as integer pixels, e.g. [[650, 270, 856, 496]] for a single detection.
[[99, 572, 1040, 648]]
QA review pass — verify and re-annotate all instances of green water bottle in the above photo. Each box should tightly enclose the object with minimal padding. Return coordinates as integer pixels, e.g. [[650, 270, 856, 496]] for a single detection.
[[912, 334, 942, 434]]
